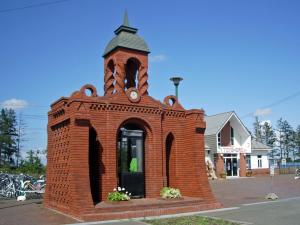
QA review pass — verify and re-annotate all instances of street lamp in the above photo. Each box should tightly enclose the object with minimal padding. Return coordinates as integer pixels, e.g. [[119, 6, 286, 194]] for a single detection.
[[170, 76, 183, 99]]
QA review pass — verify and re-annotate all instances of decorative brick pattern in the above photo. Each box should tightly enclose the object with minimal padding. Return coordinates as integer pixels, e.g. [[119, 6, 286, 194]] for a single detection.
[[45, 31, 220, 221], [46, 119, 71, 210]]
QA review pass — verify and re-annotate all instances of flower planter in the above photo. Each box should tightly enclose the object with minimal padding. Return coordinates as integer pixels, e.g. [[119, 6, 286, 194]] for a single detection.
[[219, 173, 227, 179], [246, 170, 252, 177]]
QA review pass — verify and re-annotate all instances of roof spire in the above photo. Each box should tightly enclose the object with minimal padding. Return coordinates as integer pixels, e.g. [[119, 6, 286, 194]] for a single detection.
[[123, 10, 129, 27], [114, 10, 137, 35]]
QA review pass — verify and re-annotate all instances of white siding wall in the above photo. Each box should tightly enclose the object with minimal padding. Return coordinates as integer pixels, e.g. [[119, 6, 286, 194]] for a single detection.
[[251, 150, 269, 169]]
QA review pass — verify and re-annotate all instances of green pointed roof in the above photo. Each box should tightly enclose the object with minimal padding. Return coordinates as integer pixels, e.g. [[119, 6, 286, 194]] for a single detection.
[[103, 12, 150, 57]]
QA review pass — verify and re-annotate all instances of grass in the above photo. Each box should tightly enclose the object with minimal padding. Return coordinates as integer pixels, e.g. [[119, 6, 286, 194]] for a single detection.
[[144, 215, 240, 225]]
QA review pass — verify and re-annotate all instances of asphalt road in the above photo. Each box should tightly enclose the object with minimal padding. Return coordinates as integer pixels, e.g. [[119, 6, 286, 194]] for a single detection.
[[202, 197, 300, 225]]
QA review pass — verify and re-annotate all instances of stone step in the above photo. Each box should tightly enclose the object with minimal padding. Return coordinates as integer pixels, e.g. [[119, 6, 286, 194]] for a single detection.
[[83, 202, 221, 221], [94, 197, 205, 213]]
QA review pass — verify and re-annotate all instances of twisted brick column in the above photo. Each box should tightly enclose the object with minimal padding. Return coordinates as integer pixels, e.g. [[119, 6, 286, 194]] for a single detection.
[[104, 67, 115, 95], [114, 62, 125, 93], [138, 65, 148, 95]]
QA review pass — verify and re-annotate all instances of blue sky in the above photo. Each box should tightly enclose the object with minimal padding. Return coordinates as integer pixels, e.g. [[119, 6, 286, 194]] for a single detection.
[[0, 0, 300, 154]]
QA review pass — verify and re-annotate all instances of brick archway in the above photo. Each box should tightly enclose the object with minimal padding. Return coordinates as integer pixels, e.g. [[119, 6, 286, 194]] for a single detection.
[[166, 132, 176, 188], [116, 117, 152, 197], [89, 126, 102, 204]]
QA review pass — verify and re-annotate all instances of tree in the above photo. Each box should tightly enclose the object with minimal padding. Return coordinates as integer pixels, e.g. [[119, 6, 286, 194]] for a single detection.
[[261, 121, 276, 158], [276, 118, 294, 161], [295, 125, 300, 159], [0, 109, 18, 166], [21, 149, 44, 174], [15, 113, 27, 167], [290, 130, 297, 161], [253, 116, 262, 142]]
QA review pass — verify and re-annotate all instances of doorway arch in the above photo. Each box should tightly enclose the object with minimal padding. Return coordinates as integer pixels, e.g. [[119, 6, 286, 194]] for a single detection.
[[117, 121, 146, 198], [166, 133, 176, 187], [89, 127, 102, 204]]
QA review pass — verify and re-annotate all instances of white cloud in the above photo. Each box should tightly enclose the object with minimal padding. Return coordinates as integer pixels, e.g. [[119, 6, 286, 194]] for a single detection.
[[254, 108, 272, 117], [149, 54, 167, 63], [1, 98, 28, 110]]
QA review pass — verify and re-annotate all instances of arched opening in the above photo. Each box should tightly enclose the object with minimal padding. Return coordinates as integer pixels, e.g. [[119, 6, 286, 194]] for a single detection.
[[125, 58, 141, 90], [166, 133, 176, 187], [106, 60, 116, 94], [89, 127, 102, 204], [117, 122, 145, 198]]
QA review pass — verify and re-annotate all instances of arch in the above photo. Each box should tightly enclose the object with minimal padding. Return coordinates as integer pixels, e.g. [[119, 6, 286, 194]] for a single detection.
[[117, 117, 153, 137], [116, 117, 152, 198], [89, 127, 102, 204], [104, 59, 116, 95], [166, 132, 176, 187], [80, 84, 98, 97], [163, 95, 178, 107], [125, 57, 141, 90]]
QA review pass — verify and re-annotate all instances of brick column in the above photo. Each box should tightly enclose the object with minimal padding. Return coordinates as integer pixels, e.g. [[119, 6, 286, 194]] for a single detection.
[[239, 153, 246, 177], [215, 154, 224, 178]]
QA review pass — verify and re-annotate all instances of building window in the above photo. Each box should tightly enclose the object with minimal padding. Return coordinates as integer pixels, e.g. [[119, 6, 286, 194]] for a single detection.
[[230, 127, 234, 145], [257, 155, 262, 168], [218, 132, 221, 146]]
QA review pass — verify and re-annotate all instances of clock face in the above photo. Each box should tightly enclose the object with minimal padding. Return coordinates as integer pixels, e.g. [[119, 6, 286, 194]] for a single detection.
[[130, 91, 138, 100]]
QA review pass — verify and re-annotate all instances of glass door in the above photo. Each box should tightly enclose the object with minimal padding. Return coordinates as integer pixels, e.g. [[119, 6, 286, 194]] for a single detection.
[[225, 158, 232, 176], [232, 157, 238, 176], [224, 154, 238, 177], [118, 128, 145, 198]]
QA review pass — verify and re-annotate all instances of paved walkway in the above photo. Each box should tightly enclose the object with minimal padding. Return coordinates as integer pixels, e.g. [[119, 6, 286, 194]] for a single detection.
[[210, 174, 300, 207], [0, 174, 299, 225], [0, 199, 77, 225]]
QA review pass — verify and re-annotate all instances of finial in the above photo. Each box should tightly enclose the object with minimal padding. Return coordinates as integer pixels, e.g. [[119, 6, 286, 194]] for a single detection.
[[123, 10, 129, 27]]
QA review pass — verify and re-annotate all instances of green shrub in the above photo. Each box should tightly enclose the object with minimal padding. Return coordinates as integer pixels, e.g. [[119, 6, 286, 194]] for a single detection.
[[160, 187, 182, 199], [107, 187, 131, 201]]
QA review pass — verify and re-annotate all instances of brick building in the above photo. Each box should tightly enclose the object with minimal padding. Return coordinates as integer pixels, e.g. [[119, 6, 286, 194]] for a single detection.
[[45, 14, 220, 221]]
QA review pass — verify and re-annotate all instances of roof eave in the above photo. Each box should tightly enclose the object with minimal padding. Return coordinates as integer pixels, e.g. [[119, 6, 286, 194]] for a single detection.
[[103, 46, 150, 58]]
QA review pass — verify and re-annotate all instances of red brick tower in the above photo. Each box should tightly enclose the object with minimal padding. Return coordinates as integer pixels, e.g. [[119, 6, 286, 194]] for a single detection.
[[45, 13, 220, 221]]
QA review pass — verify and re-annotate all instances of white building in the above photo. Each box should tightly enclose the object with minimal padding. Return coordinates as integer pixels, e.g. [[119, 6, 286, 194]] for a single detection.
[[205, 111, 271, 177]]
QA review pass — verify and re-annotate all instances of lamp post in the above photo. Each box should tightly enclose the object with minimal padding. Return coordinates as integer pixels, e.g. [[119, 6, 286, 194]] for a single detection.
[[170, 76, 183, 99]]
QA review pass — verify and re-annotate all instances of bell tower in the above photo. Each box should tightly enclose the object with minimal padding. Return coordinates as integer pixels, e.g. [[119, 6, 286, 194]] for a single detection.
[[103, 12, 150, 96]]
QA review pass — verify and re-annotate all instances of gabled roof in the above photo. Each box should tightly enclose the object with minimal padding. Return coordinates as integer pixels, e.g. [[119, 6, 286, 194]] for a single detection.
[[205, 111, 251, 137], [251, 140, 272, 150], [205, 111, 233, 135]]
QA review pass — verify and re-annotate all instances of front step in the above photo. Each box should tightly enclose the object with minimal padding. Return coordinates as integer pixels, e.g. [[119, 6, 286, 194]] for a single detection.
[[94, 197, 205, 213], [82, 197, 221, 221]]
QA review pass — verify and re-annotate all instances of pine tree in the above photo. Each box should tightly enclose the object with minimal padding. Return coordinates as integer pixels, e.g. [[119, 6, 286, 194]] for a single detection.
[[23, 149, 43, 174], [295, 125, 300, 159], [276, 118, 294, 161], [0, 109, 18, 166], [15, 113, 27, 167], [261, 121, 276, 158], [253, 116, 262, 142]]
